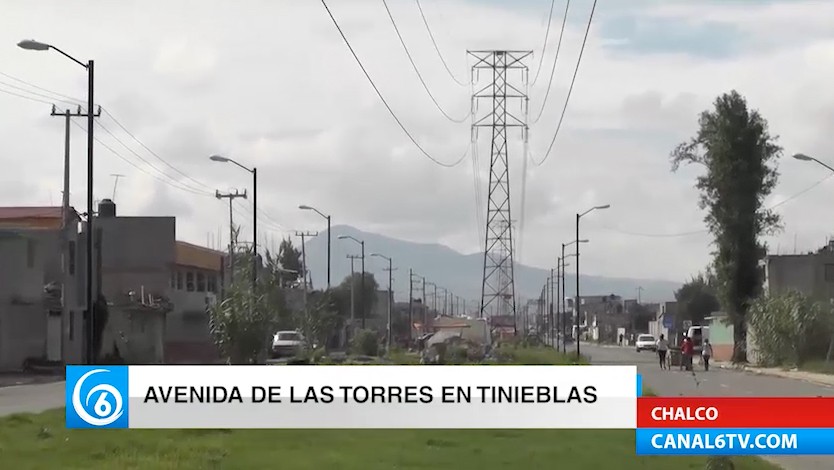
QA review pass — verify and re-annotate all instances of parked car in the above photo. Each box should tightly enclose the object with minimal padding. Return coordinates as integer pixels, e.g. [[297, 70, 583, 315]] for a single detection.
[[272, 331, 306, 358], [635, 334, 657, 352]]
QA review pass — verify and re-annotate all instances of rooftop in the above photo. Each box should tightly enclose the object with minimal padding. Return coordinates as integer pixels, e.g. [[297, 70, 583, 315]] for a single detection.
[[0, 206, 78, 230]]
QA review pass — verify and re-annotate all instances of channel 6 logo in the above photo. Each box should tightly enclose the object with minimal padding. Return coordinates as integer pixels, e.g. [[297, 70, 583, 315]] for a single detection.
[[65, 366, 129, 429]]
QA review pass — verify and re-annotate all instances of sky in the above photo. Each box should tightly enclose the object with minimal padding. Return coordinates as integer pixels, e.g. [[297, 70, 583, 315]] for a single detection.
[[2, 0, 834, 284]]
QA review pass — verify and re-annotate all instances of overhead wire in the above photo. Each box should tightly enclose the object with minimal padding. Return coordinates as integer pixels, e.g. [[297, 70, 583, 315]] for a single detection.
[[529, 0, 571, 124], [0, 85, 54, 105], [585, 174, 834, 238], [3, 69, 288, 239], [414, 0, 468, 87], [0, 78, 81, 107], [530, 0, 596, 167], [529, 0, 557, 86], [100, 109, 215, 192], [321, 0, 467, 168], [0, 70, 84, 104], [382, 0, 470, 123], [72, 120, 212, 196], [95, 120, 212, 195]]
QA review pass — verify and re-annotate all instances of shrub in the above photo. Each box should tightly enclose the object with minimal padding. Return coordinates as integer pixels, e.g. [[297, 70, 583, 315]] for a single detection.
[[748, 291, 833, 367], [351, 329, 379, 356]]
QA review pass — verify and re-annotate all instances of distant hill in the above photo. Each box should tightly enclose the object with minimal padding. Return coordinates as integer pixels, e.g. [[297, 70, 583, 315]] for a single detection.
[[299, 225, 680, 307]]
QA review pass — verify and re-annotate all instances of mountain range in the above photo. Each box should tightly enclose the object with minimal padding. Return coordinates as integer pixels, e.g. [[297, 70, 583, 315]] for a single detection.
[[298, 225, 680, 308]]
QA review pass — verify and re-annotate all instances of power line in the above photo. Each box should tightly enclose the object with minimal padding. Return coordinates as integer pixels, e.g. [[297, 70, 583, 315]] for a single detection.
[[101, 109, 214, 192], [530, 0, 571, 124], [96, 120, 211, 195], [72, 120, 212, 196], [530, 0, 557, 86], [531, 0, 596, 167], [0, 70, 84, 104], [321, 0, 466, 168], [0, 78, 80, 107], [382, 0, 469, 123], [414, 0, 468, 87], [0, 85, 54, 105]]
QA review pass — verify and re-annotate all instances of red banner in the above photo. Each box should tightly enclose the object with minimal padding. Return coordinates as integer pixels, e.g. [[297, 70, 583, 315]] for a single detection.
[[637, 397, 834, 428]]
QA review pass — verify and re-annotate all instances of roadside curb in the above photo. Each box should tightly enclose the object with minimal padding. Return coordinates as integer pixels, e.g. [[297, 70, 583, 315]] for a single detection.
[[715, 362, 834, 388]]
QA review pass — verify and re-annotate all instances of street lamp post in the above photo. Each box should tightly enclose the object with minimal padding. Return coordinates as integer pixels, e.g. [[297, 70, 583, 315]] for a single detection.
[[299, 205, 331, 290], [338, 235, 365, 328], [793, 153, 834, 173], [19, 39, 96, 364], [575, 204, 610, 357], [210, 155, 258, 291], [371, 253, 393, 352], [561, 242, 585, 352]]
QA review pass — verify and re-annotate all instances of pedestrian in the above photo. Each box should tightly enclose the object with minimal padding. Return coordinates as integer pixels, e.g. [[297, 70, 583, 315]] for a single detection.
[[702, 339, 713, 371], [619, 333, 624, 346], [656, 334, 669, 370], [680, 335, 693, 371]]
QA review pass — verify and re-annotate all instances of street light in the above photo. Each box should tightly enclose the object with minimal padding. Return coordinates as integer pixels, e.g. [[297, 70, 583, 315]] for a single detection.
[[793, 153, 834, 173], [560, 241, 586, 354], [371, 253, 393, 352], [338, 235, 365, 328], [20, 38, 96, 364], [299, 205, 331, 290], [210, 154, 257, 292], [576, 204, 609, 357]]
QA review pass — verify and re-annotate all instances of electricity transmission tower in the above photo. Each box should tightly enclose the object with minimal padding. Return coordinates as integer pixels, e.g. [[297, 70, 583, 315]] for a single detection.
[[469, 50, 531, 325]]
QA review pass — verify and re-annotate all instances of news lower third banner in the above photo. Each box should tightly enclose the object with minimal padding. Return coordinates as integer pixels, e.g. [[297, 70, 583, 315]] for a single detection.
[[636, 397, 834, 455], [65, 365, 638, 429]]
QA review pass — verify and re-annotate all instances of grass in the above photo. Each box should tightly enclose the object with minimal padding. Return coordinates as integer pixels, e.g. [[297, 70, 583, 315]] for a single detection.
[[0, 409, 780, 470]]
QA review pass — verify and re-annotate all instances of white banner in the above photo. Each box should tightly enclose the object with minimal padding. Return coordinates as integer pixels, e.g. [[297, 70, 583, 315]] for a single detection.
[[65, 365, 638, 429]]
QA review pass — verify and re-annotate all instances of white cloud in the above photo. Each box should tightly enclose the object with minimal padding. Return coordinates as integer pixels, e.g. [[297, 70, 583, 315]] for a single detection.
[[1, 0, 834, 293]]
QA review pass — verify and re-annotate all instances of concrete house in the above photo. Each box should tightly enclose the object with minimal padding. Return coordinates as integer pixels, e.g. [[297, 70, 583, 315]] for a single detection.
[[0, 206, 84, 371], [84, 200, 224, 364]]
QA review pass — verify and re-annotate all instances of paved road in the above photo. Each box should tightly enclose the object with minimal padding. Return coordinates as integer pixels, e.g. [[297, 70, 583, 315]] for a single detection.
[[582, 343, 834, 470], [0, 381, 64, 418]]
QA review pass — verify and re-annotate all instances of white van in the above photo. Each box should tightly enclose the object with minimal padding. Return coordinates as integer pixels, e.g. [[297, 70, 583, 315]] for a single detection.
[[687, 325, 710, 353]]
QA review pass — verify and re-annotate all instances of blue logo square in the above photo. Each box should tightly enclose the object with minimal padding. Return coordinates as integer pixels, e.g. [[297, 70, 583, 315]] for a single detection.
[[66, 365, 129, 429]]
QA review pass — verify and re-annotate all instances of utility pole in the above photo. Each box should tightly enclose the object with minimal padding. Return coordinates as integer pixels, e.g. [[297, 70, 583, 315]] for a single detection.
[[215, 189, 247, 283], [51, 104, 100, 363], [547, 268, 556, 345], [295, 231, 318, 310], [421, 277, 427, 327], [347, 255, 362, 325], [556, 258, 561, 351], [470, 50, 530, 321]]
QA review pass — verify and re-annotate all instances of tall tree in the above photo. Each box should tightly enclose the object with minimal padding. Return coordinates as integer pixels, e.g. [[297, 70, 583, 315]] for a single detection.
[[277, 238, 303, 286], [671, 90, 782, 363], [675, 274, 720, 326]]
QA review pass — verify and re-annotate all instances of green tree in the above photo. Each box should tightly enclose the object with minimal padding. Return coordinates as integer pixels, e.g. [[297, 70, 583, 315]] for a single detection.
[[294, 290, 339, 350], [671, 90, 781, 363], [276, 238, 303, 286], [330, 272, 380, 321], [675, 273, 721, 326], [208, 227, 284, 364], [749, 291, 833, 367]]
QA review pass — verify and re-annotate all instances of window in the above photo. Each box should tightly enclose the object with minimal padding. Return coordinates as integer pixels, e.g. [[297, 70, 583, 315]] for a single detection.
[[170, 271, 176, 289], [207, 274, 217, 293], [196, 272, 206, 292], [186, 272, 195, 292], [825, 264, 834, 282], [68, 241, 76, 275], [69, 311, 75, 340], [176, 271, 184, 290], [26, 239, 36, 268]]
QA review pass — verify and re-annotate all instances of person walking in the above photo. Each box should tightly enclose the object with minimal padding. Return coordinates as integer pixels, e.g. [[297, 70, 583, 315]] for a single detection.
[[656, 334, 669, 370], [702, 339, 713, 371], [680, 335, 694, 371]]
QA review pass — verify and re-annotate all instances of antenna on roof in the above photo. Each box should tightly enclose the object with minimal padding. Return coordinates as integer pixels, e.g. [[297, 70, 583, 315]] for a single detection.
[[110, 174, 126, 200]]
